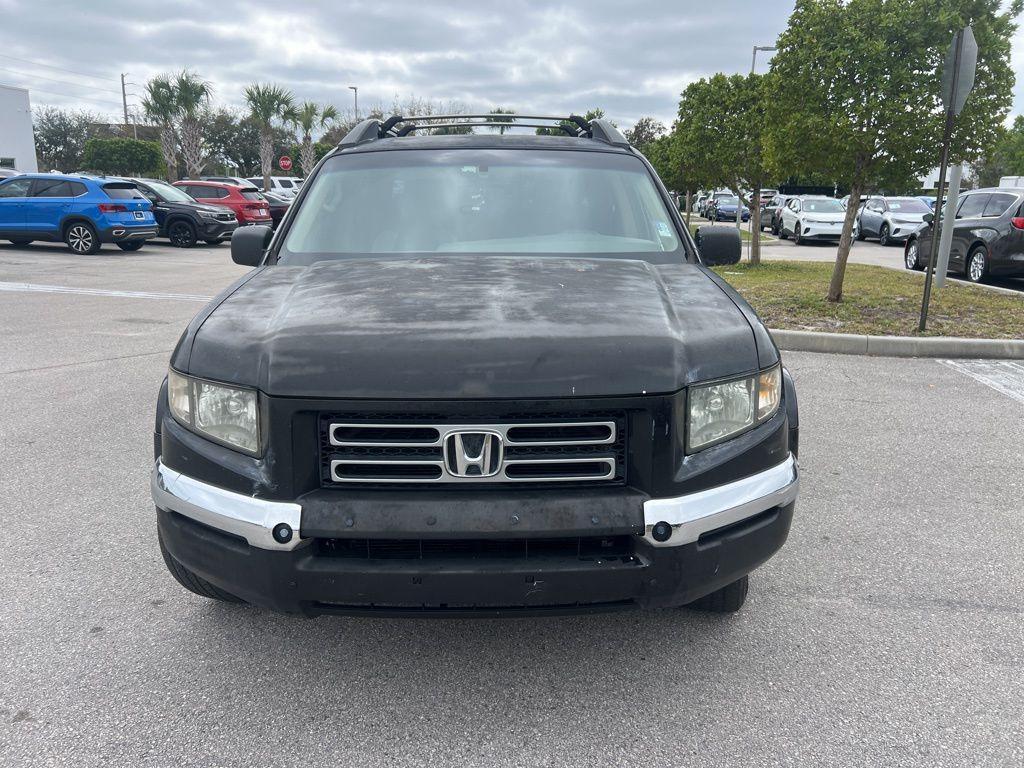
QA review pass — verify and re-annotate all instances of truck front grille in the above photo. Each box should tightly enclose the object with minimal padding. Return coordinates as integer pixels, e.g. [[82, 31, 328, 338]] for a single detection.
[[319, 413, 627, 487]]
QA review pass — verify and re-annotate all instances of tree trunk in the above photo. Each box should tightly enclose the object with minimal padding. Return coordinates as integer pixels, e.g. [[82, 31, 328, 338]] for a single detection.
[[685, 190, 692, 228], [299, 136, 316, 177], [750, 184, 761, 265], [159, 126, 178, 181], [260, 127, 273, 191], [179, 116, 207, 178], [827, 181, 863, 302]]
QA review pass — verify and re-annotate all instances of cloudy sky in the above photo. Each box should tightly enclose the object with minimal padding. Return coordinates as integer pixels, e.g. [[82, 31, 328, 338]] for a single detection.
[[1, 0, 1023, 134]]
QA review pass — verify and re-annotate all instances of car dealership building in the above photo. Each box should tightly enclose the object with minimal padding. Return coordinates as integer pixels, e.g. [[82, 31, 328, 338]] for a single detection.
[[0, 84, 38, 173]]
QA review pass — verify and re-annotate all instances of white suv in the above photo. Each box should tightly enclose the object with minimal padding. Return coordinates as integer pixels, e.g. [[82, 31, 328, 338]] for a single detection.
[[246, 176, 303, 198]]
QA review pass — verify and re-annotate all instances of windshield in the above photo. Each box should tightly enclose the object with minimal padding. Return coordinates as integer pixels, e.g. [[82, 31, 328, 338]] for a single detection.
[[802, 199, 844, 213], [718, 196, 739, 206], [280, 149, 681, 264], [145, 181, 195, 203], [888, 198, 930, 213]]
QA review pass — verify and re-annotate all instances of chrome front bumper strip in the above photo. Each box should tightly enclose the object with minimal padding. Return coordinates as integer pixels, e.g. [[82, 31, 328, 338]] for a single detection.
[[152, 461, 303, 551], [642, 454, 799, 547], [154, 453, 797, 554]]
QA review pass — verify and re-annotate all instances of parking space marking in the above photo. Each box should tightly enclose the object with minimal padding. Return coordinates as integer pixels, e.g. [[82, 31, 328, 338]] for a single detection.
[[939, 359, 1024, 405], [0, 281, 211, 302]]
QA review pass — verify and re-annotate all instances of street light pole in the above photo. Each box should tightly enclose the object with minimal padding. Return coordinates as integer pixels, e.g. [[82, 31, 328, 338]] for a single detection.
[[751, 45, 776, 75], [348, 86, 358, 120], [746, 46, 777, 256]]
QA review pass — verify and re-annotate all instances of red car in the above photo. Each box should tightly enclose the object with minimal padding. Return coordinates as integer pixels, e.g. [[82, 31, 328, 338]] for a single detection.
[[172, 181, 273, 226]]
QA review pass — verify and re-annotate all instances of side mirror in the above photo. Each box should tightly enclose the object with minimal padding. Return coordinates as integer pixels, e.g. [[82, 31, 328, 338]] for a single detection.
[[695, 226, 742, 266], [922, 213, 935, 225], [231, 225, 273, 266]]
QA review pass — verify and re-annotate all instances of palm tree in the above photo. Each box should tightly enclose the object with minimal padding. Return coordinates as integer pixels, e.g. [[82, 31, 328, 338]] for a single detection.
[[244, 83, 296, 190], [174, 71, 212, 178], [294, 102, 338, 177], [141, 76, 178, 180], [488, 107, 516, 135]]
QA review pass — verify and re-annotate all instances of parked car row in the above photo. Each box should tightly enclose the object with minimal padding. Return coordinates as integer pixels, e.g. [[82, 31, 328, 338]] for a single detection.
[[0, 173, 293, 254]]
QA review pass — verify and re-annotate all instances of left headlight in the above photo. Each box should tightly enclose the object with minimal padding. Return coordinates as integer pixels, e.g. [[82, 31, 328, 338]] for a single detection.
[[198, 209, 223, 219], [167, 368, 261, 455], [686, 365, 782, 453]]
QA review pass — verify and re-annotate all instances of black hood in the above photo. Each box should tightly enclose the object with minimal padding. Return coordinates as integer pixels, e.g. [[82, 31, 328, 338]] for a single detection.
[[182, 256, 770, 399], [161, 200, 231, 214]]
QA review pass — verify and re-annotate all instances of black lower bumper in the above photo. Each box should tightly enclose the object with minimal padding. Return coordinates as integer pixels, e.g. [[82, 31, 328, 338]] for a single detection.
[[157, 501, 794, 617], [200, 220, 238, 239], [99, 225, 158, 243]]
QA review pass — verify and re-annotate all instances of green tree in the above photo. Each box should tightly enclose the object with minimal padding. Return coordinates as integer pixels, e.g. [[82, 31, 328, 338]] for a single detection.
[[487, 107, 517, 134], [32, 107, 98, 172], [624, 116, 666, 154], [81, 137, 163, 176], [141, 75, 179, 180], [972, 115, 1024, 186], [675, 74, 772, 262], [244, 83, 297, 189], [174, 71, 212, 178], [766, 0, 1021, 302], [293, 102, 338, 176]]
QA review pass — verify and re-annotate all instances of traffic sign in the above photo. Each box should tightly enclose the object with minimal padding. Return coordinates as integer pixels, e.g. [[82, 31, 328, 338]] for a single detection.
[[941, 26, 978, 116], [278, 156, 293, 171]]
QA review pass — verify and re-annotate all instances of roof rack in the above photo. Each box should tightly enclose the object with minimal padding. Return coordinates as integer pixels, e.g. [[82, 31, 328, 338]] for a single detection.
[[337, 114, 630, 149]]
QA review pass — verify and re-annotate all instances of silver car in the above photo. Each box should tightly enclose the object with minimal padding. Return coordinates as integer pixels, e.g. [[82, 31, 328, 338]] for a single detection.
[[857, 196, 932, 246]]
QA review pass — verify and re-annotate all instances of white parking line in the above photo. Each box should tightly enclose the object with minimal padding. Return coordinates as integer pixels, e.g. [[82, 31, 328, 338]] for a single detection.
[[0, 281, 212, 302], [939, 359, 1024, 405]]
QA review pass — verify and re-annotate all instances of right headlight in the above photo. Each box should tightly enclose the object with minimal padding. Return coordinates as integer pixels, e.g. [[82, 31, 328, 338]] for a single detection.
[[686, 365, 781, 453], [167, 368, 261, 455]]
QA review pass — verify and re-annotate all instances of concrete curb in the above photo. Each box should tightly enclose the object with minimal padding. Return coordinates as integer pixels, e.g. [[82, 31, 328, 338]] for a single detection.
[[770, 328, 1024, 359]]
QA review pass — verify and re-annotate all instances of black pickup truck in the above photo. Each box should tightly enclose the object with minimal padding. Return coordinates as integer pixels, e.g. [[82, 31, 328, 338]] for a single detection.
[[151, 114, 799, 617]]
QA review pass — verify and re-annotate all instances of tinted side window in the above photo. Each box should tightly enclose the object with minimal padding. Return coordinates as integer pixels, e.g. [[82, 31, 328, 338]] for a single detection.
[[67, 181, 87, 197], [103, 184, 146, 200], [982, 193, 1017, 217], [0, 178, 32, 197], [957, 194, 990, 219], [32, 179, 73, 197]]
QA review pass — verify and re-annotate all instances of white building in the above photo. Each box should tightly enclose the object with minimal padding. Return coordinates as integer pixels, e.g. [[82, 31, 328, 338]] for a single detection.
[[0, 84, 38, 173]]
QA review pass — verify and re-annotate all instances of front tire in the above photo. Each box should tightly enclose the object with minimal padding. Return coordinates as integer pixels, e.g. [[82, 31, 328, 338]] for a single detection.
[[158, 529, 244, 604], [685, 575, 749, 613], [117, 241, 144, 252], [905, 239, 923, 271], [168, 220, 198, 248], [879, 223, 891, 247], [965, 245, 988, 283], [65, 222, 100, 255], [793, 221, 804, 245]]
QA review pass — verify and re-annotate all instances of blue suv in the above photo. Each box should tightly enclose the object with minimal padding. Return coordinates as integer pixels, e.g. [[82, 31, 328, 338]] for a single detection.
[[0, 174, 157, 254]]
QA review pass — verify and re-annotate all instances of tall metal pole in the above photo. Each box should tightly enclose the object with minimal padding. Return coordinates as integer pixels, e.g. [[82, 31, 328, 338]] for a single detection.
[[120, 73, 130, 126], [919, 30, 963, 332], [349, 86, 358, 120]]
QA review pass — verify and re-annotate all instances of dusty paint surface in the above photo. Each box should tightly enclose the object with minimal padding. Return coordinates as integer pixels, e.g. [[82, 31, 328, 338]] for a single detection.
[[183, 256, 762, 398]]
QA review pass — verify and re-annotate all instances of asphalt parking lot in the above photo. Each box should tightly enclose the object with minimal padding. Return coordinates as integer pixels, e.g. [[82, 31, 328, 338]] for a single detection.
[[1, 242, 1023, 767]]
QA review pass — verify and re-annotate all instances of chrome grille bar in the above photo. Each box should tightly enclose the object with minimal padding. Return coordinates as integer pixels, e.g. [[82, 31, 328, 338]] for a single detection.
[[326, 420, 618, 484], [329, 421, 615, 447]]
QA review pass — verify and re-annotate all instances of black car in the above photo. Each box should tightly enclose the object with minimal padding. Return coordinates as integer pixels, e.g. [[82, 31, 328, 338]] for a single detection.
[[130, 178, 238, 247], [904, 187, 1024, 283], [261, 190, 291, 229], [151, 115, 800, 617], [764, 194, 796, 234]]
